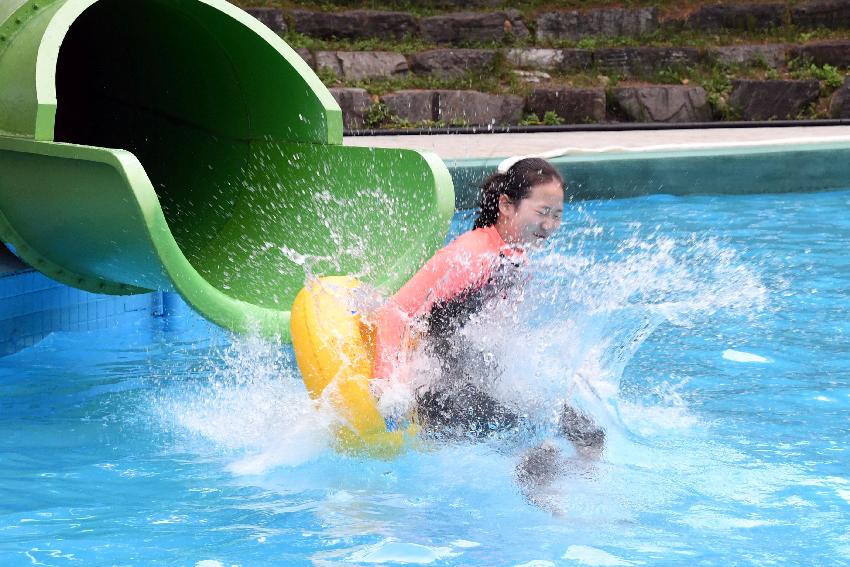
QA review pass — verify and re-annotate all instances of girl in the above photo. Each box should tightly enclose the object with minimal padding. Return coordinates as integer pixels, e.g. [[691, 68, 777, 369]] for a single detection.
[[373, 158, 604, 452]]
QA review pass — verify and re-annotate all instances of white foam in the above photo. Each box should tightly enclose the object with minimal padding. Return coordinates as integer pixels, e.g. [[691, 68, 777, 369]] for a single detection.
[[347, 539, 458, 564], [152, 334, 334, 475], [562, 545, 637, 566], [680, 507, 777, 530], [451, 540, 481, 549], [836, 489, 850, 504], [783, 496, 815, 507], [722, 349, 770, 363]]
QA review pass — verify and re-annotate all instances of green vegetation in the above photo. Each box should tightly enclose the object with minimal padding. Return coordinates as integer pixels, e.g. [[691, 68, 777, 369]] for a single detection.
[[520, 111, 566, 125], [281, 26, 850, 55], [364, 101, 393, 128], [282, 31, 435, 54], [789, 59, 845, 91], [363, 104, 473, 130], [240, 0, 671, 19], [546, 26, 850, 51], [241, 1, 820, 22]]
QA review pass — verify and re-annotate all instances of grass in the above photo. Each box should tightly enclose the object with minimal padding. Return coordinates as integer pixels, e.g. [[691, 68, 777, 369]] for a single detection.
[[239, 0, 813, 21], [362, 101, 475, 129], [236, 0, 667, 19], [544, 26, 850, 51], [519, 110, 566, 125], [788, 59, 846, 91], [282, 31, 437, 54], [282, 25, 850, 54]]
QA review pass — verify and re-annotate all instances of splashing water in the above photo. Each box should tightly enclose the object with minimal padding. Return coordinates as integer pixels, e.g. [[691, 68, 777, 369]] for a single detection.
[[149, 333, 333, 475], [157, 202, 768, 470]]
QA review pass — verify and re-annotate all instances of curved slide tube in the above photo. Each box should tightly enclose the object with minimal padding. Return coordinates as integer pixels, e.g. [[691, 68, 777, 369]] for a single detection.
[[0, 0, 454, 340]]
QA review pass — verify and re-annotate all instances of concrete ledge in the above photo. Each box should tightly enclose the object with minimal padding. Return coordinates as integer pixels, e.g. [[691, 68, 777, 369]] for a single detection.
[[348, 127, 850, 207]]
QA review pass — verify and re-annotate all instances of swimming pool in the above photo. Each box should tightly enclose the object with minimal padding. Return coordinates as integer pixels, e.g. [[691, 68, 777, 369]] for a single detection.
[[2, 187, 849, 565]]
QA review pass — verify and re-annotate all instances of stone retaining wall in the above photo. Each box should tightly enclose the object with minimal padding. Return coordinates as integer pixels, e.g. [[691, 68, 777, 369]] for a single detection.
[[299, 39, 850, 128], [241, 3, 850, 128], [246, 1, 850, 44], [304, 42, 850, 82], [329, 78, 836, 129]]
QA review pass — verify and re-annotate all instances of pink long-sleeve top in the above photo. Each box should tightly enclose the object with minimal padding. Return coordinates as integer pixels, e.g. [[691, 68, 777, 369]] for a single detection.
[[372, 225, 525, 382]]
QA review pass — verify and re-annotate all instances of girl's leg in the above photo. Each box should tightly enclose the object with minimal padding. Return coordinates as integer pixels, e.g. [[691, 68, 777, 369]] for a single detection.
[[559, 405, 605, 458]]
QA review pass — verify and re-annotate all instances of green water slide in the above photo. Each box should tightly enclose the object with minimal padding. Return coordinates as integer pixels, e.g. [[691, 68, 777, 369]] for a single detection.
[[0, 0, 455, 340]]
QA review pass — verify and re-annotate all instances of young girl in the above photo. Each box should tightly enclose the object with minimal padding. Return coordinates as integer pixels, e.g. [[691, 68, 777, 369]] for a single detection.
[[372, 158, 604, 452]]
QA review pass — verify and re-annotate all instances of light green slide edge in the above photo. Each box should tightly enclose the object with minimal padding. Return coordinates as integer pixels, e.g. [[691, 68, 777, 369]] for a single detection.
[[448, 141, 850, 208], [0, 0, 455, 340]]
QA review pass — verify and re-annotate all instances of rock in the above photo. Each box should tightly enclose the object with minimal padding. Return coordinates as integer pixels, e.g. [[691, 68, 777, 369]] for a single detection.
[[295, 48, 314, 68], [789, 41, 850, 68], [512, 70, 551, 83], [288, 10, 417, 40], [526, 87, 606, 123], [536, 8, 658, 42], [420, 11, 529, 43], [437, 90, 524, 125], [410, 49, 497, 77], [709, 44, 786, 68], [829, 77, 850, 118], [729, 80, 821, 120], [561, 49, 595, 73], [594, 47, 702, 77], [506, 48, 564, 70], [686, 3, 785, 31], [382, 90, 439, 123], [613, 86, 712, 122], [380, 89, 523, 125], [244, 8, 287, 33], [329, 88, 373, 129], [505, 48, 593, 72], [315, 51, 408, 80], [792, 0, 850, 29]]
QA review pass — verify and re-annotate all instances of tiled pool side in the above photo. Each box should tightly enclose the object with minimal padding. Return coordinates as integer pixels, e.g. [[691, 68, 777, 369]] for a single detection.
[[0, 268, 179, 357]]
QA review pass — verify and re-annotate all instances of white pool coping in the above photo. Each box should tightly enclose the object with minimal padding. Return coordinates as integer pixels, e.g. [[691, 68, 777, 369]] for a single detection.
[[344, 125, 850, 161]]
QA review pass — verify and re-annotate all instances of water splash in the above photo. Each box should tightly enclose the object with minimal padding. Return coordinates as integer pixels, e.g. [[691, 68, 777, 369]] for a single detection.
[[149, 333, 333, 475], [153, 209, 766, 482], [375, 223, 767, 456]]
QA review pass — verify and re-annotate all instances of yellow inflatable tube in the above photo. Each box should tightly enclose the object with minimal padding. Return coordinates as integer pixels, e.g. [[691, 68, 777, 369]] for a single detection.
[[290, 276, 416, 458]]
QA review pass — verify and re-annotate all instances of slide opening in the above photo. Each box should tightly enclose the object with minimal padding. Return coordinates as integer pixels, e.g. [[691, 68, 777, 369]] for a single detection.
[[52, 0, 346, 307], [54, 0, 261, 263]]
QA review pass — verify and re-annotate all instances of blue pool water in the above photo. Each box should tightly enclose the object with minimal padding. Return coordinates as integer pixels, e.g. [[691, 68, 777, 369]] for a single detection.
[[2, 188, 850, 565]]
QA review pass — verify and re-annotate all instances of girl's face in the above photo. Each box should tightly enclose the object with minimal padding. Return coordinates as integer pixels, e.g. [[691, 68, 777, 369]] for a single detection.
[[497, 179, 564, 246]]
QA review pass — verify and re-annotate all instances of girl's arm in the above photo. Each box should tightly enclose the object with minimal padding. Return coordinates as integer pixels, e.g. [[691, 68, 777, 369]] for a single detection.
[[372, 233, 492, 382]]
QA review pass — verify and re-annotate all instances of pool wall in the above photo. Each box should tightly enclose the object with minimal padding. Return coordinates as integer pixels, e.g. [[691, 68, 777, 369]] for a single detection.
[[0, 269, 163, 357], [3, 141, 850, 358], [449, 142, 850, 208]]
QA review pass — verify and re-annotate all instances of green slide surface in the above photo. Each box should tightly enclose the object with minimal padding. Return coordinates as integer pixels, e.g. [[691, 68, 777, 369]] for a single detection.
[[0, 0, 455, 340]]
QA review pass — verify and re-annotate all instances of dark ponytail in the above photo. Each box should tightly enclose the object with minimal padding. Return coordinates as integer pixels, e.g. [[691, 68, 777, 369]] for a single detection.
[[474, 158, 564, 229]]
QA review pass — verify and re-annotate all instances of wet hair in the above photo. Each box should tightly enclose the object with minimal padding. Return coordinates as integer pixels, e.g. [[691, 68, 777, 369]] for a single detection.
[[473, 158, 564, 229]]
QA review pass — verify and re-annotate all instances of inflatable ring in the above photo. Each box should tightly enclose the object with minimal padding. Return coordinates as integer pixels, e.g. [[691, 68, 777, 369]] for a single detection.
[[291, 276, 417, 458]]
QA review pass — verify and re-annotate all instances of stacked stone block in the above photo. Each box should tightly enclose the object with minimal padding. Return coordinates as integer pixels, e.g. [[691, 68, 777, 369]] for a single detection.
[[240, 2, 850, 128]]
